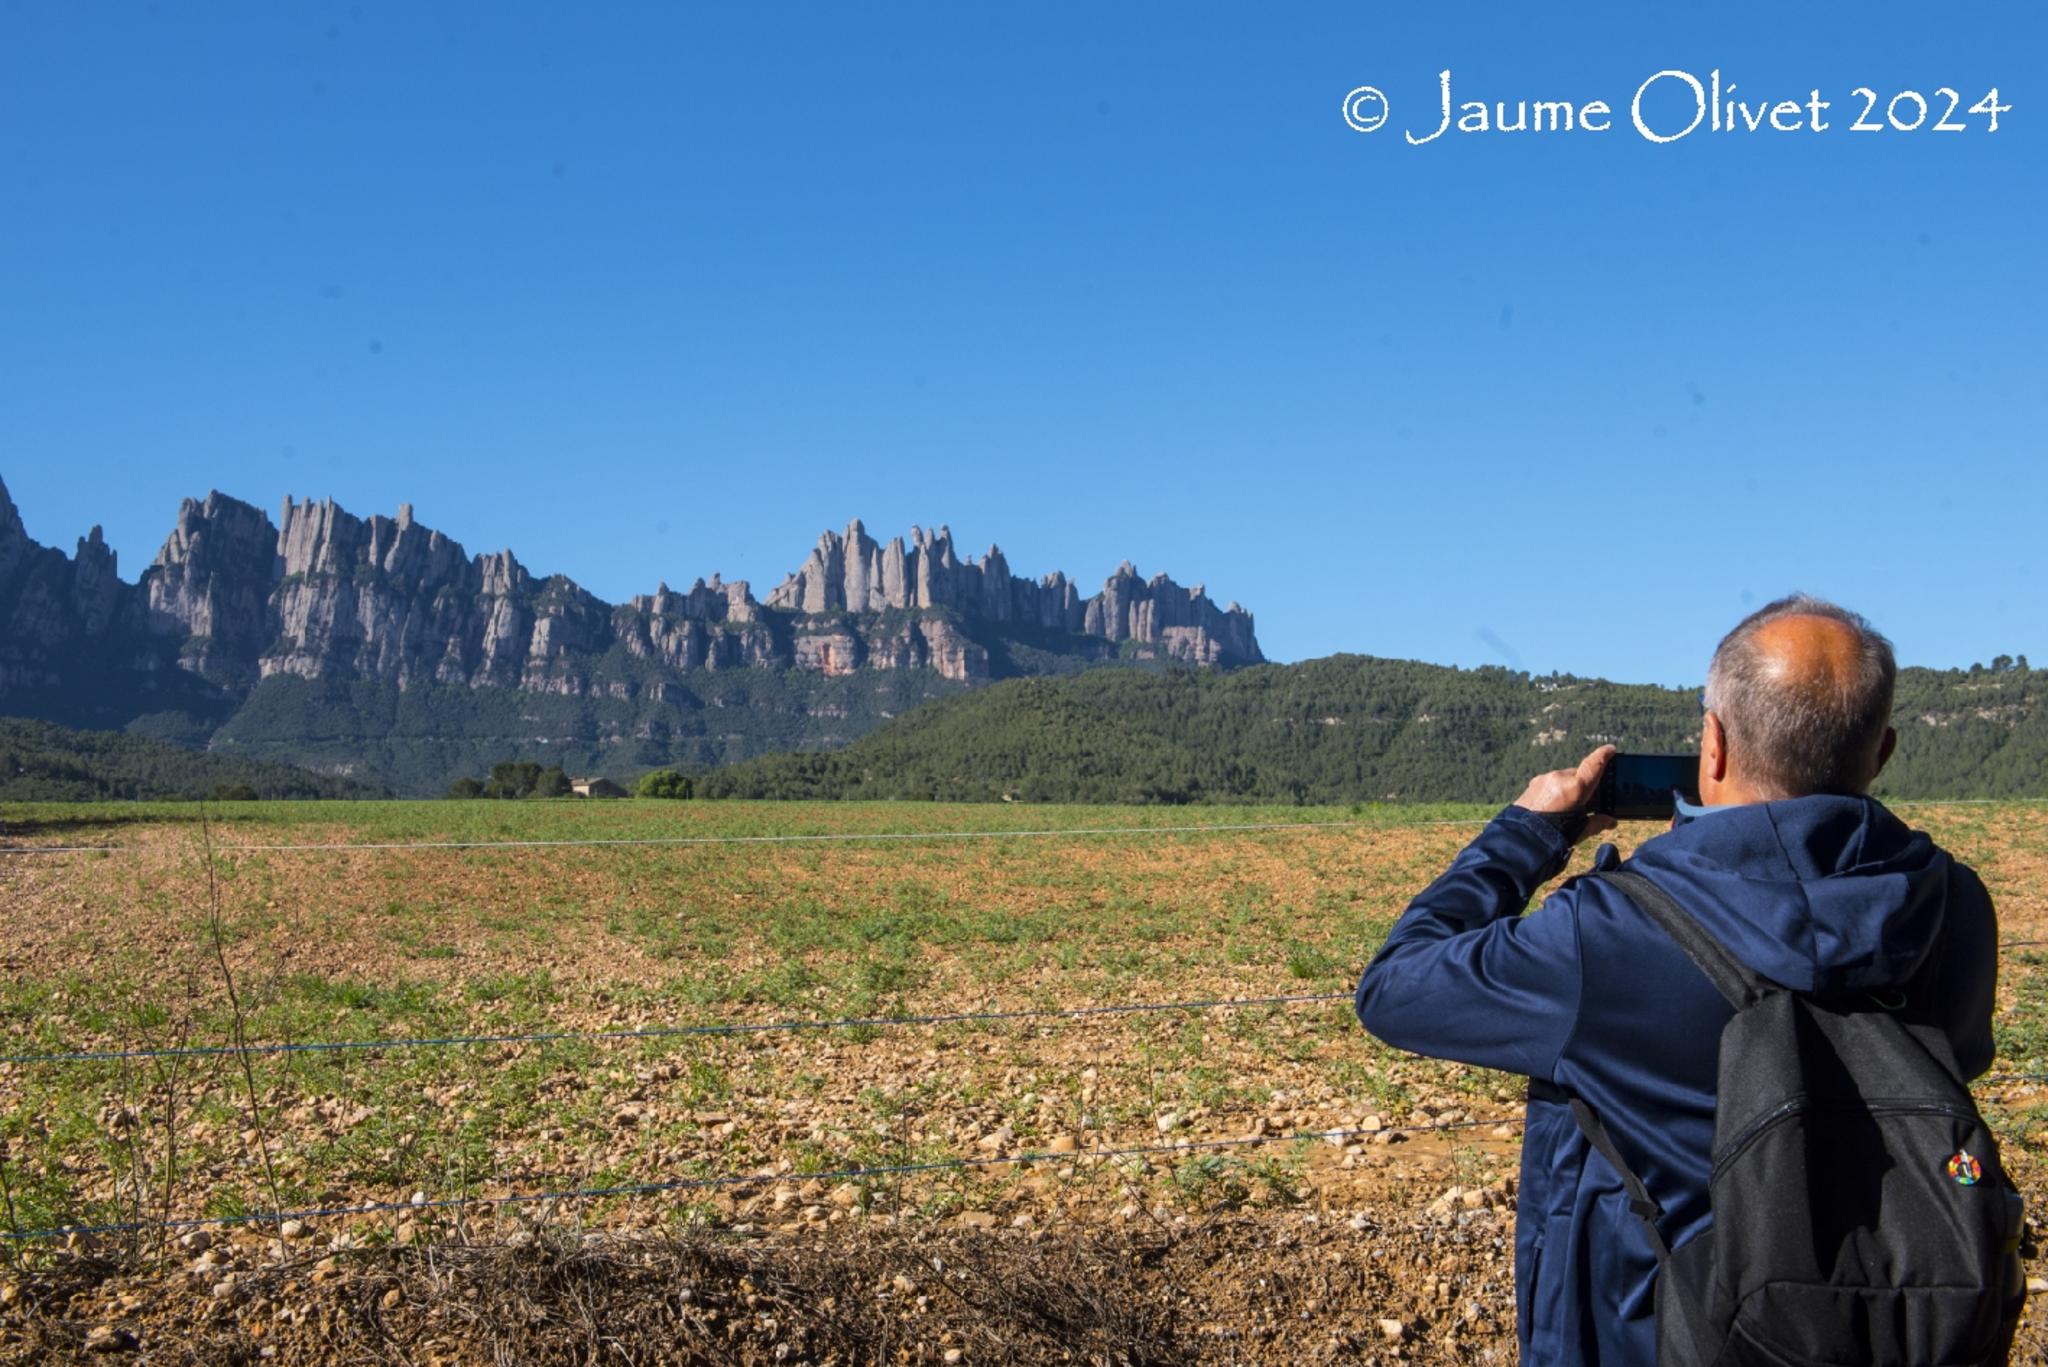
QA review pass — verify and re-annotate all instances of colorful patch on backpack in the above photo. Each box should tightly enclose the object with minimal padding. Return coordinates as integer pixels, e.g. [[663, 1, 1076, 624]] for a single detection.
[[1946, 1150, 1983, 1186]]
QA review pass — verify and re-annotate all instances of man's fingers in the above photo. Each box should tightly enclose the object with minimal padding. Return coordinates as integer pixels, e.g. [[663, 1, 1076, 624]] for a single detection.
[[1574, 745, 1617, 788], [1515, 745, 1616, 816]]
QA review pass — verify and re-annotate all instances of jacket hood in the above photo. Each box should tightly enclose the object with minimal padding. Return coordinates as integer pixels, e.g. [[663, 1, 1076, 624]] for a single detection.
[[1624, 794, 1952, 993]]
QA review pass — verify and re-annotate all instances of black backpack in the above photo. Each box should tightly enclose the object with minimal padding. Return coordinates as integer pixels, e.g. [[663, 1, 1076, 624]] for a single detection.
[[1571, 868, 2025, 1366]]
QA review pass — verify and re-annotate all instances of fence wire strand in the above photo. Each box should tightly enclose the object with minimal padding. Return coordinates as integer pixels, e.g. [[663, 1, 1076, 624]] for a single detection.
[[9, 933, 2048, 1067], [0, 990, 1357, 1067], [0, 816, 1487, 857], [0, 1115, 1519, 1242], [2, 796, 2036, 857]]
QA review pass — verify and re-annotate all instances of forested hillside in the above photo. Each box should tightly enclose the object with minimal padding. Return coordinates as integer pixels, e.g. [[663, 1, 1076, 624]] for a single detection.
[[699, 656, 2044, 805], [0, 718, 383, 801]]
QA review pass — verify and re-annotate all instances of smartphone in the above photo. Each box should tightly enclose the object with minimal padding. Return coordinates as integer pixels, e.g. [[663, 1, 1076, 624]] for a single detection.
[[1594, 753, 1701, 821]]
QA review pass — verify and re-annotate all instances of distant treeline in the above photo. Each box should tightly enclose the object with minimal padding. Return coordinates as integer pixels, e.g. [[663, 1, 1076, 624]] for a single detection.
[[697, 655, 2045, 805], [0, 718, 382, 802], [8, 655, 2037, 806], [445, 760, 575, 799], [444, 760, 693, 800]]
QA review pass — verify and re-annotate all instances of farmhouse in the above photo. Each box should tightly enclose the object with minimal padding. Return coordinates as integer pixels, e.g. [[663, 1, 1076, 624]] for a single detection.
[[571, 776, 627, 798]]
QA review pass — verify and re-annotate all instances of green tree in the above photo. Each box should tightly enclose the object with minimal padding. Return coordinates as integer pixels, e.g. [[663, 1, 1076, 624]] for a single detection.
[[446, 776, 484, 799], [533, 765, 572, 798], [486, 760, 543, 799], [637, 769, 693, 799]]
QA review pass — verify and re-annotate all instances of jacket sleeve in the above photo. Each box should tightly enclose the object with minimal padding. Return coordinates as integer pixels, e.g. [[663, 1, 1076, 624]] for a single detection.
[[1354, 805, 1587, 1083]]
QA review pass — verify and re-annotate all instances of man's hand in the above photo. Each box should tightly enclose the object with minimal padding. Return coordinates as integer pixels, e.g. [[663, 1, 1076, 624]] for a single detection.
[[1512, 745, 1618, 844]]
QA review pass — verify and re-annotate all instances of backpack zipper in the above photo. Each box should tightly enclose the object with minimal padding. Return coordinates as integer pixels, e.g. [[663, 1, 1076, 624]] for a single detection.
[[1712, 1099, 1983, 1180]]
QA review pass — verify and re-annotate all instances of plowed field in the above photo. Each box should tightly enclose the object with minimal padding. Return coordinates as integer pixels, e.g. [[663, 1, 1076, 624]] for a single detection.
[[3, 798, 2044, 1363]]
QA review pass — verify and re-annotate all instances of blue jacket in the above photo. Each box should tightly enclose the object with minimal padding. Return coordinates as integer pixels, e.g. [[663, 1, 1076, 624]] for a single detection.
[[1354, 796, 1998, 1366]]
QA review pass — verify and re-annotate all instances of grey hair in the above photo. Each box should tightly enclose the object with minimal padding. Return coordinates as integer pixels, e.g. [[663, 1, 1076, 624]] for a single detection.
[[1703, 594, 1896, 797]]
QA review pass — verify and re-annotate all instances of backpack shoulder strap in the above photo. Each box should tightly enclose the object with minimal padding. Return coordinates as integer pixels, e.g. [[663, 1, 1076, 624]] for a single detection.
[[1590, 867, 1771, 1011], [1562, 868, 1769, 1269], [1566, 1095, 1673, 1265]]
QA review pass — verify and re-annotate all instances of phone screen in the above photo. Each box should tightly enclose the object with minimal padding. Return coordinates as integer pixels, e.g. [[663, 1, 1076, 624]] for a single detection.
[[1602, 753, 1701, 821]]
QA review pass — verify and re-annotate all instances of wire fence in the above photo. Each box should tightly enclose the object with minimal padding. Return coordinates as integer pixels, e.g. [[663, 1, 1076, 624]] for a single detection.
[[0, 815, 1488, 858], [0, 1115, 1517, 1242], [0, 989, 1356, 1067], [16, 1068, 2048, 1243], [6, 797, 2047, 1254], [14, 1059, 2048, 1243], [10, 950, 2048, 1068]]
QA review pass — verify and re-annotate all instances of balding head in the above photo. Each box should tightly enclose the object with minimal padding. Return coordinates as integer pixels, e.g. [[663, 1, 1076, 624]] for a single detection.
[[1703, 595, 1897, 798]]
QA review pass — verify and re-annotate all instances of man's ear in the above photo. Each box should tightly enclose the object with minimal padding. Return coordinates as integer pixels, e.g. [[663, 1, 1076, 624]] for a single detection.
[[1872, 725, 1898, 780], [1702, 711, 1730, 783]]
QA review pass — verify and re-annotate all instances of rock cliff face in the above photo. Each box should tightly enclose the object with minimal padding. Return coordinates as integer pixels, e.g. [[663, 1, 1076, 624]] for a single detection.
[[760, 521, 1258, 668], [0, 476, 1261, 743], [146, 492, 282, 685], [260, 496, 616, 693], [0, 479, 144, 698]]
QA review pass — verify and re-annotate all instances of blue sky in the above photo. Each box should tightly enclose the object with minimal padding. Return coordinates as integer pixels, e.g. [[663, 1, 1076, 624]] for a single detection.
[[2, 3, 2040, 684]]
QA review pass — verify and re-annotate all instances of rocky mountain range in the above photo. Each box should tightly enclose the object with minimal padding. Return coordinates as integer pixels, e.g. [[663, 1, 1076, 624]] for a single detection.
[[0, 475, 1260, 791]]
